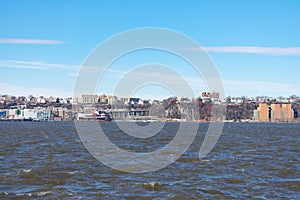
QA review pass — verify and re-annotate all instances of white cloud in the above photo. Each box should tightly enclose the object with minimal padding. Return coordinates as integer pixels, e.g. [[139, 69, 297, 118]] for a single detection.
[[0, 60, 130, 75], [190, 46, 300, 56], [223, 79, 299, 97], [97, 67, 300, 97], [0, 82, 72, 98], [1, 59, 299, 98], [0, 60, 79, 70], [0, 38, 65, 44], [1, 77, 298, 99]]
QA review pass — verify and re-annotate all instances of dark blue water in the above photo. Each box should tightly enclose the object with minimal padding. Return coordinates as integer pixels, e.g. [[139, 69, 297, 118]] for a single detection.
[[0, 122, 299, 199]]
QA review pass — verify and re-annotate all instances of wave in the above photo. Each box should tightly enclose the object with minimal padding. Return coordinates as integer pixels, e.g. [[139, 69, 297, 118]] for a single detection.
[[142, 181, 162, 190], [17, 169, 32, 173]]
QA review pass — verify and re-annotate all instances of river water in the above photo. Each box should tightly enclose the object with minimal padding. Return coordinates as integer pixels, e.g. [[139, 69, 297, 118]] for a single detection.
[[0, 121, 299, 199]]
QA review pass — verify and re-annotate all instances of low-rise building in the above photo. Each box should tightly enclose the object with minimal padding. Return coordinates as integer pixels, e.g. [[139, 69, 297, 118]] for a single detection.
[[78, 94, 98, 104]]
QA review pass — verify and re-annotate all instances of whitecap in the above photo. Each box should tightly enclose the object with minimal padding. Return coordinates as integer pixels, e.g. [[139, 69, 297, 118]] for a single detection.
[[199, 159, 211, 162], [18, 169, 32, 173], [16, 192, 32, 197], [143, 181, 161, 188], [235, 169, 245, 172], [37, 191, 52, 196], [67, 171, 79, 175]]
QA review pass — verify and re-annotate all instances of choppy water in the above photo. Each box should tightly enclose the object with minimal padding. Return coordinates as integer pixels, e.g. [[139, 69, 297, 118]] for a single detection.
[[0, 121, 299, 199]]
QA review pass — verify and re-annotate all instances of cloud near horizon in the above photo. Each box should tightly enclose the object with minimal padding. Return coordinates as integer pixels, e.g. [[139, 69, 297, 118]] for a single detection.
[[192, 46, 300, 56], [223, 79, 299, 97], [0, 38, 65, 44], [0, 82, 72, 98], [0, 60, 79, 70]]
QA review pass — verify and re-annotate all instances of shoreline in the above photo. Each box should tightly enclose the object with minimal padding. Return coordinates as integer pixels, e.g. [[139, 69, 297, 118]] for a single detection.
[[1, 118, 300, 123]]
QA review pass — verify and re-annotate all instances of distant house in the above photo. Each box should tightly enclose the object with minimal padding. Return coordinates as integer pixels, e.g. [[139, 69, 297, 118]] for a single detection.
[[129, 97, 142, 105]]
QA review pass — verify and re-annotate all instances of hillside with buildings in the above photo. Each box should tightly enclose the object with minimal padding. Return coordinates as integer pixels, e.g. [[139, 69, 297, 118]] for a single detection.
[[0, 93, 299, 122]]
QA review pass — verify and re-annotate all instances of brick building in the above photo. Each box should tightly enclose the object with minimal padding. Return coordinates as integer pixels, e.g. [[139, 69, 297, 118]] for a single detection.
[[253, 103, 294, 122], [270, 104, 294, 121], [253, 103, 269, 122]]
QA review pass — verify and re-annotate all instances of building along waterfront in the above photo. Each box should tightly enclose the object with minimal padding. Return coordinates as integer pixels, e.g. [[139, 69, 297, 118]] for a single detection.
[[253, 103, 294, 122]]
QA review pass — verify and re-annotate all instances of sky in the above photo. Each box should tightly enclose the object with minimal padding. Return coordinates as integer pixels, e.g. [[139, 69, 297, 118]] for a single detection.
[[0, 0, 300, 99]]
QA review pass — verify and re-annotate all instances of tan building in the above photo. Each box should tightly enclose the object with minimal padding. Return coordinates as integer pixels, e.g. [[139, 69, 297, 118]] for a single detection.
[[78, 94, 98, 104], [270, 104, 294, 122], [253, 103, 269, 122], [107, 95, 118, 105], [253, 103, 294, 122]]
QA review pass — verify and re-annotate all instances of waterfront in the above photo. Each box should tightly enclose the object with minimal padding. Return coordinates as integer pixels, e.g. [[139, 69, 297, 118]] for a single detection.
[[0, 122, 299, 199]]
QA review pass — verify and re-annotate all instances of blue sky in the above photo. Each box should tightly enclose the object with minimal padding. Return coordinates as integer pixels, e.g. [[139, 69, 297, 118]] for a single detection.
[[0, 0, 300, 99]]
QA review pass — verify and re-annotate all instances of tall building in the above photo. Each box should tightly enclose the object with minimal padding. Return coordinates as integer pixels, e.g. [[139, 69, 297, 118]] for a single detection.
[[253, 103, 269, 122], [253, 103, 294, 122], [270, 104, 294, 121], [107, 95, 118, 105]]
